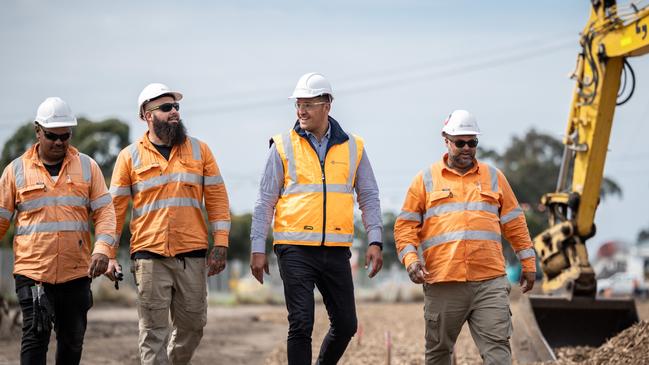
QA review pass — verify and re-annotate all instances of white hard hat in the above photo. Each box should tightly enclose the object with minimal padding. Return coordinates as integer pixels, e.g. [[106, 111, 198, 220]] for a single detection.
[[138, 83, 183, 120], [289, 72, 334, 99], [34, 97, 77, 128], [441, 110, 481, 136]]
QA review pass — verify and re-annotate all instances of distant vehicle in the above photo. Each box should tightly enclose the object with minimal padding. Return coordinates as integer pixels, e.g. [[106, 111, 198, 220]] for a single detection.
[[597, 272, 648, 298]]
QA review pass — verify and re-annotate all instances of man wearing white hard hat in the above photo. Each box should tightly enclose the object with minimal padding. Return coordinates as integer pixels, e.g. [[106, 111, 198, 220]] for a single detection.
[[393, 110, 537, 364], [109, 83, 231, 364], [250, 72, 384, 364], [0, 97, 116, 364]]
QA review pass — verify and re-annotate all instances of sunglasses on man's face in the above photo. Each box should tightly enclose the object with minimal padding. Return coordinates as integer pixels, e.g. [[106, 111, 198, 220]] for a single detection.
[[42, 129, 71, 142], [147, 102, 180, 113], [448, 138, 478, 148]]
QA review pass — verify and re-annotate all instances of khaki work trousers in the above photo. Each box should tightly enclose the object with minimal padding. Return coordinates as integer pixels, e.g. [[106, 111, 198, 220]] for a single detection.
[[133, 257, 208, 365], [423, 275, 512, 365]]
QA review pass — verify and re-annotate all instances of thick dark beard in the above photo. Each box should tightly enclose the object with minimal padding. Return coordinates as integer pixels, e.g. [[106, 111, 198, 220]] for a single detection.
[[152, 116, 187, 146]]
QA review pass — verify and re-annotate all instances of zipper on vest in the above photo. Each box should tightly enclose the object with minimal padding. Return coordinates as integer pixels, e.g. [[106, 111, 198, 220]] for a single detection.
[[320, 160, 326, 245]]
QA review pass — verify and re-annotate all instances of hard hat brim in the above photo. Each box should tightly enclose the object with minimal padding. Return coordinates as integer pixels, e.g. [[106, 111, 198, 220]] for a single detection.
[[34, 119, 78, 128]]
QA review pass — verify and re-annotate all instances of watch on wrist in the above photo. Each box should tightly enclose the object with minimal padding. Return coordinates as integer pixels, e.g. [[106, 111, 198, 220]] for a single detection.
[[369, 241, 383, 250]]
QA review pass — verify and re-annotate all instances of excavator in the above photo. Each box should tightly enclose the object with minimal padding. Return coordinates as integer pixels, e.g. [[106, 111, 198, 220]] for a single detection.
[[521, 0, 649, 357]]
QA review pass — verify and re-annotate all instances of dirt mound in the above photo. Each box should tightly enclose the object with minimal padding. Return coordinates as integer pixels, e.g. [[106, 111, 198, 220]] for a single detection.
[[546, 321, 649, 365]]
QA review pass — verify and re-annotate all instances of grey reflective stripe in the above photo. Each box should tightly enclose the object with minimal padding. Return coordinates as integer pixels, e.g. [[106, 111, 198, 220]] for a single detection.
[[15, 221, 90, 235], [211, 220, 231, 231], [282, 133, 297, 184], [397, 211, 422, 223], [204, 175, 224, 185], [423, 167, 433, 193], [325, 233, 353, 243], [132, 197, 202, 218], [12, 158, 25, 188], [517, 248, 536, 260], [274, 231, 321, 242], [190, 137, 201, 160], [132, 172, 203, 193], [488, 165, 499, 192], [282, 183, 353, 195], [79, 153, 92, 182], [17, 196, 89, 212], [398, 244, 417, 262], [424, 202, 499, 219], [129, 143, 142, 169], [346, 133, 357, 186], [0, 207, 12, 220], [96, 233, 116, 246], [273, 231, 352, 243], [109, 185, 131, 196], [421, 230, 501, 250], [90, 194, 112, 211], [501, 206, 523, 224]]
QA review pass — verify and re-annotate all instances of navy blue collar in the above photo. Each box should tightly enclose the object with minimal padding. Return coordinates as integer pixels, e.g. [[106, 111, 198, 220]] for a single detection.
[[292, 116, 349, 148]]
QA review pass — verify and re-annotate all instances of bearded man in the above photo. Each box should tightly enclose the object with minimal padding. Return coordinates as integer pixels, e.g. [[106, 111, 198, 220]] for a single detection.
[[109, 83, 231, 364]]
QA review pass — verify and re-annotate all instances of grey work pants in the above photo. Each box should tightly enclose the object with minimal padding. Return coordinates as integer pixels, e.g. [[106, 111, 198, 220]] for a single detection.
[[133, 257, 208, 365], [423, 275, 512, 365]]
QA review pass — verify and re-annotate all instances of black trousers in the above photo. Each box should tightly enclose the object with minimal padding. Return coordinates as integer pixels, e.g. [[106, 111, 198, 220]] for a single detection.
[[275, 244, 358, 365], [15, 275, 93, 365]]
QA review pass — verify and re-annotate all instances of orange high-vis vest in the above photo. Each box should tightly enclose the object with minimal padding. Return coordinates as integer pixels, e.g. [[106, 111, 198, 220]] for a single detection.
[[0, 144, 116, 284], [394, 156, 536, 283], [272, 129, 364, 246], [110, 133, 230, 256]]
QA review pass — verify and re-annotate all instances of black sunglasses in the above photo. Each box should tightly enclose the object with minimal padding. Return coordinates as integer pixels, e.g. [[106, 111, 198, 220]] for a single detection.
[[147, 102, 180, 113], [448, 138, 478, 148], [42, 129, 71, 142]]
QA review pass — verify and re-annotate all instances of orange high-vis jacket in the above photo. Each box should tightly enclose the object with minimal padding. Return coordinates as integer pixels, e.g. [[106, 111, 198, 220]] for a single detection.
[[0, 144, 116, 284], [110, 133, 230, 256], [271, 129, 364, 246], [394, 156, 536, 284]]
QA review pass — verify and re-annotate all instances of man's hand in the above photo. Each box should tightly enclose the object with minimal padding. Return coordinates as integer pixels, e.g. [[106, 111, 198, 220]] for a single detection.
[[88, 253, 109, 278], [520, 271, 536, 294], [207, 246, 227, 276], [365, 245, 383, 278], [407, 261, 428, 284], [104, 259, 122, 281], [250, 253, 269, 284]]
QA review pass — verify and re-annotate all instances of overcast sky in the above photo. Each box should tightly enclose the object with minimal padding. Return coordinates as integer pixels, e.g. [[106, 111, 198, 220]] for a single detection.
[[2, 1, 648, 252]]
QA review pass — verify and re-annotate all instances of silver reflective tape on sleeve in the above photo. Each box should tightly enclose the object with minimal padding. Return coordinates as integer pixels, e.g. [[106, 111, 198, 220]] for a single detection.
[[488, 164, 499, 193], [12, 158, 25, 188], [346, 133, 357, 186], [517, 248, 536, 260], [79, 153, 92, 183], [422, 230, 501, 250], [211, 220, 231, 231], [109, 185, 131, 196], [190, 137, 201, 160], [90, 194, 112, 211], [15, 221, 90, 235], [204, 175, 224, 186], [397, 211, 422, 223], [96, 233, 116, 246], [0, 206, 12, 220], [423, 167, 433, 193], [500, 206, 523, 224], [398, 244, 417, 262]]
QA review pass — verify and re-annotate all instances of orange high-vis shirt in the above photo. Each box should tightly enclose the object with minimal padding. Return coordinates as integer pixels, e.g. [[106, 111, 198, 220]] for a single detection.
[[110, 133, 230, 256], [0, 144, 116, 284], [394, 156, 536, 283]]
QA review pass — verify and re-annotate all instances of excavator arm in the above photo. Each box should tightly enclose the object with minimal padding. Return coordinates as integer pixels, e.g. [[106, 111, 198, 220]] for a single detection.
[[525, 0, 649, 353]]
